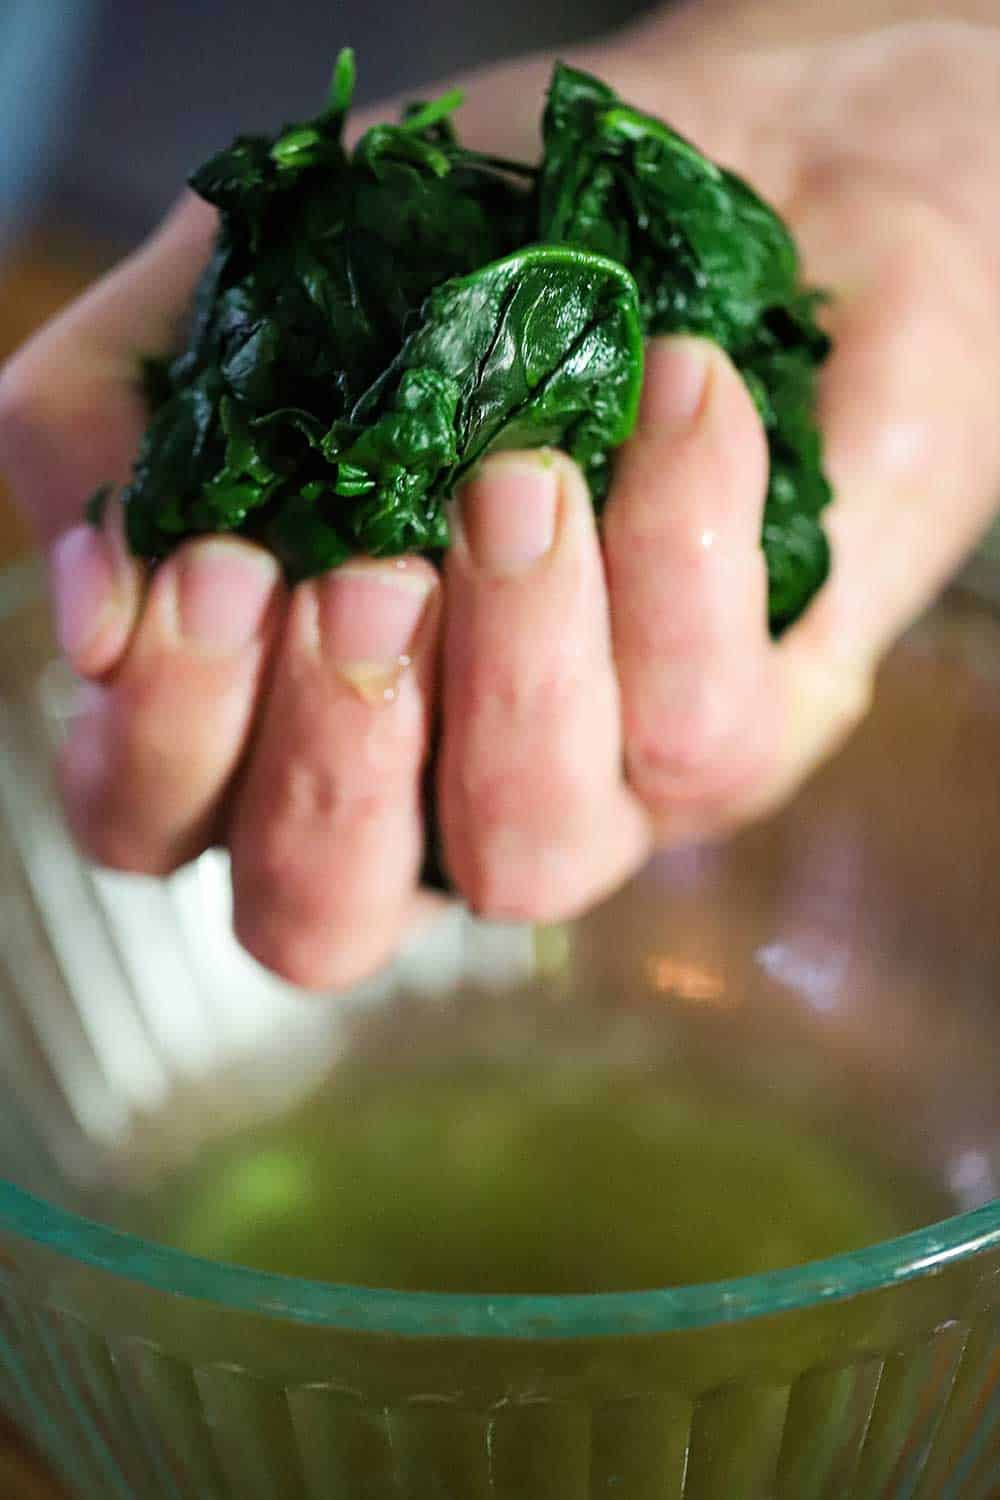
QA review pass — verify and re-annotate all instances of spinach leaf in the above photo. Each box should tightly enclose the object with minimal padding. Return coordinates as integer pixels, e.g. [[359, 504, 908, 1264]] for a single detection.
[[316, 246, 642, 563], [539, 63, 832, 633], [119, 50, 538, 573], [113, 53, 831, 635]]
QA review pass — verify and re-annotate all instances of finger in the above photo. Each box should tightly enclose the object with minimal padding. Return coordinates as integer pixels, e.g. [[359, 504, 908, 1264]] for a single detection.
[[60, 537, 283, 875], [604, 336, 781, 837], [439, 451, 650, 921], [228, 559, 440, 992]]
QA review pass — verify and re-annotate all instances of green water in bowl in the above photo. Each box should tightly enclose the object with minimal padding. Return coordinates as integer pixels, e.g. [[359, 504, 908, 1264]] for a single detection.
[[128, 1063, 949, 1292]]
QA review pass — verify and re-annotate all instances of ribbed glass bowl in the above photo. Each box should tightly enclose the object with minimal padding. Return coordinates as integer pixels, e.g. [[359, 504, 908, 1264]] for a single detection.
[[1, 555, 1000, 1500]]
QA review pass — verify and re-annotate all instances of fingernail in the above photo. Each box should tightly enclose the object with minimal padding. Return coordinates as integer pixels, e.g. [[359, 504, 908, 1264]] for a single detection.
[[640, 337, 713, 435], [459, 454, 559, 575], [318, 562, 434, 703], [177, 541, 280, 651], [50, 524, 117, 663]]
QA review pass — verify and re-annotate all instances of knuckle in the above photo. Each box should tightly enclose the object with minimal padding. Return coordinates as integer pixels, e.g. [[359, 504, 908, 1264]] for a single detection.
[[629, 736, 714, 797], [626, 697, 730, 796], [460, 767, 530, 835], [448, 677, 606, 867], [273, 759, 347, 825], [459, 655, 522, 720], [459, 650, 588, 728], [266, 756, 396, 836], [627, 699, 776, 822], [459, 742, 591, 842]]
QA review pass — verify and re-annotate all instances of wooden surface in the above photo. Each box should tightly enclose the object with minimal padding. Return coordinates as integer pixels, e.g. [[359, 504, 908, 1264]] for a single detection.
[[0, 230, 112, 1497], [0, 229, 114, 568]]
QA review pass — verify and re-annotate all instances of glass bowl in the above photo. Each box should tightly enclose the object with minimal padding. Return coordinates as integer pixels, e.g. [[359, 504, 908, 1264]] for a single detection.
[[1, 555, 999, 1500]]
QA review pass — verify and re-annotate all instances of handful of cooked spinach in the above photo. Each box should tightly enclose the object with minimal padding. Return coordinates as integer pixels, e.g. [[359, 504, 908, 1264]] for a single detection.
[[113, 50, 832, 635]]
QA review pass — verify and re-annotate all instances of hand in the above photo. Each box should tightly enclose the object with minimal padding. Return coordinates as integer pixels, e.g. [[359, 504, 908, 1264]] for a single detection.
[[1, 15, 998, 990]]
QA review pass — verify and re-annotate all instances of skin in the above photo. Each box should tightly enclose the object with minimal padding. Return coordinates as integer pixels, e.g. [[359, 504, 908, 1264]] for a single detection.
[[0, 3, 998, 989]]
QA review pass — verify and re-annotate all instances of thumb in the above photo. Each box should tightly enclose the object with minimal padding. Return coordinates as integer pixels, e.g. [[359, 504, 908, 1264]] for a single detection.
[[0, 194, 216, 678], [0, 193, 216, 547]]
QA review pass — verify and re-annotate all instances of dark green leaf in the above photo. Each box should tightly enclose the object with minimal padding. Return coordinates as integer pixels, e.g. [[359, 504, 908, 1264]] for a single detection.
[[114, 54, 832, 638], [317, 247, 642, 558], [538, 62, 833, 632], [326, 47, 356, 117]]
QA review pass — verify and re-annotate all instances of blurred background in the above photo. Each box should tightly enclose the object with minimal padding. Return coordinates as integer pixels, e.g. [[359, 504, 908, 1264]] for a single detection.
[[0, 0, 652, 564]]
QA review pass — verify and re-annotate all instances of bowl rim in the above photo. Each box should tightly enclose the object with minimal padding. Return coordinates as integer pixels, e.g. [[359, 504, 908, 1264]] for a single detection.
[[3, 557, 1000, 1338], [3, 1183, 999, 1340]]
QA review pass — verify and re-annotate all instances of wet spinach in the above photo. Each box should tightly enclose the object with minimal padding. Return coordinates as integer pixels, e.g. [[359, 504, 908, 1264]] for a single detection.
[[111, 51, 832, 636]]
